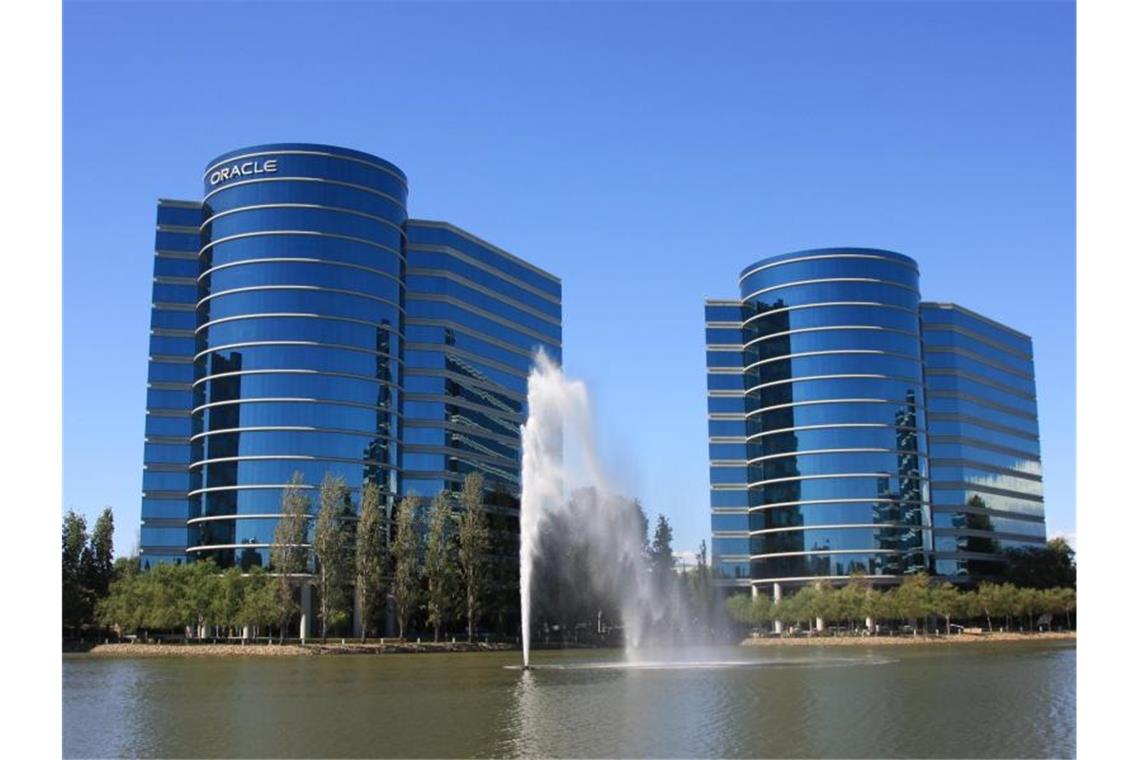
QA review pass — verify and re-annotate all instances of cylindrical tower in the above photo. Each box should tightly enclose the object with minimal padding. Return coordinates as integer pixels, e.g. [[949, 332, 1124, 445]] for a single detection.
[[189, 143, 407, 568], [738, 248, 929, 588]]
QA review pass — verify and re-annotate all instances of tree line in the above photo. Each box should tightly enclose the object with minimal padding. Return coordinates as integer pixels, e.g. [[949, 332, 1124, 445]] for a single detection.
[[725, 573, 1077, 635], [91, 470, 500, 643], [63, 507, 117, 636]]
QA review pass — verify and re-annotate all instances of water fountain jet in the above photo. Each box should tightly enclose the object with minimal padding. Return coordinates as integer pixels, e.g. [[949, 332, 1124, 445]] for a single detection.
[[518, 352, 692, 668]]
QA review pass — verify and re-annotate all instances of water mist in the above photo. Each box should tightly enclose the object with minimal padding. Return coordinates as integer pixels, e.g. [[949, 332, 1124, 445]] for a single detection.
[[518, 352, 690, 667]]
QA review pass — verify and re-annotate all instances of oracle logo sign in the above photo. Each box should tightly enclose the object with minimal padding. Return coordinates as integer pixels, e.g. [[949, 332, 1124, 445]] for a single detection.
[[208, 159, 279, 186]]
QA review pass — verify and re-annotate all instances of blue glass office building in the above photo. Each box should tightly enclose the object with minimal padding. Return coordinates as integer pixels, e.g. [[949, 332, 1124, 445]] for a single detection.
[[140, 144, 561, 579], [705, 249, 1045, 593]]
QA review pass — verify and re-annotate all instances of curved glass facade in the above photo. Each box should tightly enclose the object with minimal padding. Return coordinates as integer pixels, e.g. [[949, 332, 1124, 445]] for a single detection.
[[191, 144, 406, 567], [707, 250, 1046, 592], [139, 144, 561, 575]]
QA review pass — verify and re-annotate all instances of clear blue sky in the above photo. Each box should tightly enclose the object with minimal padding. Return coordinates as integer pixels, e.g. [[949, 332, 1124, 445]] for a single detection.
[[63, 1, 1075, 559]]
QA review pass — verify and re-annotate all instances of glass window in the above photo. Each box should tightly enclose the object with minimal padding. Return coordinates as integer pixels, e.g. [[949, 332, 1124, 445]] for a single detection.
[[200, 287, 401, 325], [197, 343, 399, 382], [706, 350, 744, 368], [710, 489, 750, 507], [919, 306, 1031, 356], [406, 224, 560, 299], [930, 489, 1045, 516], [711, 513, 750, 532], [746, 281, 919, 311], [754, 476, 929, 505], [203, 260, 402, 302], [142, 498, 190, 519], [155, 230, 200, 253], [707, 373, 746, 391], [407, 251, 561, 319], [709, 442, 748, 460], [146, 414, 192, 437], [750, 551, 923, 580], [924, 373, 1037, 414], [153, 282, 198, 304], [206, 179, 404, 223], [752, 501, 926, 530], [710, 466, 748, 485], [751, 526, 923, 555], [205, 206, 402, 252], [150, 309, 198, 331], [158, 205, 203, 228], [142, 469, 191, 492], [149, 335, 195, 357], [748, 377, 924, 407], [705, 328, 744, 344], [140, 526, 188, 546], [405, 298, 560, 343], [708, 419, 747, 437], [204, 233, 403, 277], [740, 256, 918, 298], [712, 537, 750, 556], [206, 154, 407, 206], [746, 303, 919, 335], [154, 256, 201, 279], [197, 400, 396, 437]]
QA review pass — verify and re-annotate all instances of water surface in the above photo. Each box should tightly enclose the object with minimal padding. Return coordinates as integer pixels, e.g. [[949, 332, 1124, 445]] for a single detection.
[[63, 641, 1074, 758]]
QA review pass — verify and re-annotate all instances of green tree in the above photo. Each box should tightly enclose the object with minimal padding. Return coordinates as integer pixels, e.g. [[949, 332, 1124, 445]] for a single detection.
[[836, 574, 871, 631], [355, 480, 388, 641], [240, 567, 281, 637], [313, 474, 351, 641], [976, 582, 1002, 632], [798, 581, 834, 632], [456, 473, 491, 642], [1054, 586, 1076, 629], [776, 588, 808, 631], [424, 490, 456, 642], [214, 566, 247, 636], [270, 472, 311, 643], [686, 540, 714, 632], [957, 588, 982, 627], [649, 514, 675, 579], [928, 582, 962, 635], [82, 508, 116, 608], [392, 493, 422, 640], [96, 569, 147, 636], [1004, 537, 1076, 589], [140, 563, 191, 633], [1015, 586, 1046, 632], [725, 593, 752, 625], [992, 583, 1021, 631], [864, 587, 894, 632], [750, 592, 774, 631], [183, 560, 222, 639], [894, 573, 931, 634], [62, 511, 90, 635]]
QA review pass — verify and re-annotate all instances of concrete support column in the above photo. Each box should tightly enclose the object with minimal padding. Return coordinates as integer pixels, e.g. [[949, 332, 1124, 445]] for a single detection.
[[815, 617, 825, 633], [773, 582, 784, 635], [300, 583, 312, 642], [866, 616, 874, 632], [750, 584, 759, 599]]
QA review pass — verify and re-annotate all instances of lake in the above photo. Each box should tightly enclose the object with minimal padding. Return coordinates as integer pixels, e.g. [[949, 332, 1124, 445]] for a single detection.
[[63, 641, 1075, 758]]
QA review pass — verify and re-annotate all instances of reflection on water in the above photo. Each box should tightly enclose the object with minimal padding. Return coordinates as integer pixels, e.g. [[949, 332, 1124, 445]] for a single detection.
[[505, 654, 899, 671], [64, 642, 1075, 759]]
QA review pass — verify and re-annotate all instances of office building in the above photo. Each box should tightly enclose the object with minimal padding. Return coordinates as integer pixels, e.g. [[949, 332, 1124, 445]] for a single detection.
[[705, 249, 1045, 594], [141, 144, 561, 600]]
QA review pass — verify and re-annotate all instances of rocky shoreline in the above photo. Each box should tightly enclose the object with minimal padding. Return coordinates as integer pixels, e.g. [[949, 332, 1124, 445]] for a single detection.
[[741, 631, 1075, 647]]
